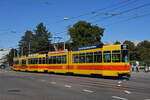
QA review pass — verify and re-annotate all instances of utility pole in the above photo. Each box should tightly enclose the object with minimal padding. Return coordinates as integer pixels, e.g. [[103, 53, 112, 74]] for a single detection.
[[17, 50, 19, 58], [64, 17, 69, 51], [64, 33, 66, 51], [13, 49, 15, 58], [29, 42, 30, 55], [21, 47, 23, 57]]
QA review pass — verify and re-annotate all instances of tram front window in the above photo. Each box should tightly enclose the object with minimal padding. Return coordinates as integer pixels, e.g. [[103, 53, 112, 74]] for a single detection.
[[122, 50, 129, 62]]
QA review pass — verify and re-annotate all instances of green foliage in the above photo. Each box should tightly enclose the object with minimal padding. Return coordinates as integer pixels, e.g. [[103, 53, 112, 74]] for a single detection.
[[123, 40, 136, 61], [30, 22, 53, 54], [19, 30, 33, 56], [68, 21, 104, 49], [18, 22, 53, 55], [136, 40, 150, 66], [6, 49, 17, 65], [114, 41, 121, 44]]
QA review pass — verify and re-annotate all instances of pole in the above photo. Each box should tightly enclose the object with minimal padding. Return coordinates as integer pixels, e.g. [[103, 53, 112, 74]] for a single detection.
[[17, 50, 19, 58], [63, 17, 69, 51], [21, 48, 23, 57], [29, 42, 30, 55], [64, 33, 66, 51], [14, 49, 15, 57]]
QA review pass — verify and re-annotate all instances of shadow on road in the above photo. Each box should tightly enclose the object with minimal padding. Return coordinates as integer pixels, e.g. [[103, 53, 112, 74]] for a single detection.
[[13, 70, 130, 81]]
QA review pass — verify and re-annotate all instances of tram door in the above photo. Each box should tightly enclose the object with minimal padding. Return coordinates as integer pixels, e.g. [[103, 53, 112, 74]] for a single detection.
[[67, 51, 72, 73]]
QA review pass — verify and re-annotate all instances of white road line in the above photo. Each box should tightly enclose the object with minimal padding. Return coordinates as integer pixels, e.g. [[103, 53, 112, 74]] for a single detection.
[[64, 85, 72, 88], [112, 96, 127, 100], [40, 80, 46, 82], [118, 81, 122, 84], [31, 78, 35, 79], [124, 90, 131, 94], [145, 99, 150, 100], [50, 82, 56, 84], [83, 89, 94, 93], [117, 85, 121, 87]]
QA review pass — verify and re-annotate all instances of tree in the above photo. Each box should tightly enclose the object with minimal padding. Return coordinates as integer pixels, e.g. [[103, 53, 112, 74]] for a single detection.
[[136, 40, 150, 66], [114, 41, 121, 45], [123, 40, 136, 61], [68, 21, 104, 49], [31, 22, 52, 54], [18, 30, 33, 56], [6, 48, 17, 65]]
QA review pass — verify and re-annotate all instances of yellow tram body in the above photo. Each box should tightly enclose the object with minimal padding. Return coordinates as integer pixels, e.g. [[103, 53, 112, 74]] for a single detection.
[[13, 44, 130, 77]]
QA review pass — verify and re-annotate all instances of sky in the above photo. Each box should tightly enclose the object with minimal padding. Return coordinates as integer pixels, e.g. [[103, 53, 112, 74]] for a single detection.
[[0, 0, 150, 49]]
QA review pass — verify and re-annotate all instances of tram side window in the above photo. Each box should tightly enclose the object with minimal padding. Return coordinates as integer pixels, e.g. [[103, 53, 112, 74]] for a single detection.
[[21, 60, 26, 66], [17, 60, 19, 65], [112, 50, 120, 62], [57, 56, 61, 64], [53, 56, 56, 64], [49, 57, 53, 64], [39, 58, 42, 64], [34, 58, 36, 64], [42, 58, 45, 64], [28, 59, 31, 64], [79, 53, 85, 63], [35, 58, 38, 64], [16, 60, 19, 65], [32, 58, 35, 64], [122, 50, 129, 62], [94, 52, 102, 63], [73, 54, 79, 63], [103, 51, 111, 63], [62, 55, 66, 64], [31, 59, 33, 64], [32, 59, 35, 64], [21, 60, 24, 64], [86, 52, 93, 63], [33, 58, 35, 64], [46, 57, 48, 64]]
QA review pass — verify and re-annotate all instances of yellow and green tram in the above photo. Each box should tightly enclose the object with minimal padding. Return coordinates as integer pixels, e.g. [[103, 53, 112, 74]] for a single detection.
[[13, 44, 130, 77]]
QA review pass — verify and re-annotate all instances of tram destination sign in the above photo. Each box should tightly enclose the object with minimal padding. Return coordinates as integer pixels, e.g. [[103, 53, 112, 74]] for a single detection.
[[73, 44, 103, 51]]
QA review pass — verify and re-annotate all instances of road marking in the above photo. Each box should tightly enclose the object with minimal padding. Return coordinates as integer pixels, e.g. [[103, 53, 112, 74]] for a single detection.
[[118, 81, 122, 84], [124, 90, 131, 94], [40, 80, 46, 82], [31, 78, 35, 79], [64, 85, 72, 88], [117, 85, 121, 87], [83, 89, 94, 93], [50, 82, 56, 84], [112, 96, 127, 100], [145, 99, 150, 100]]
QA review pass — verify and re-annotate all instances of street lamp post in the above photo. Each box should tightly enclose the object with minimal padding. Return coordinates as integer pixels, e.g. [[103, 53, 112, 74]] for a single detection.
[[64, 17, 69, 51], [64, 33, 66, 51], [29, 42, 30, 55]]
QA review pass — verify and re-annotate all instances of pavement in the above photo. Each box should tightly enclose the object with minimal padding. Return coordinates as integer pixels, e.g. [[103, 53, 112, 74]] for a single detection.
[[0, 69, 150, 100]]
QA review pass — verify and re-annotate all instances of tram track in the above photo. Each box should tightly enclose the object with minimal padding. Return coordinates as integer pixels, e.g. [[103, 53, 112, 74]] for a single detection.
[[8, 71, 150, 95], [46, 74, 150, 94]]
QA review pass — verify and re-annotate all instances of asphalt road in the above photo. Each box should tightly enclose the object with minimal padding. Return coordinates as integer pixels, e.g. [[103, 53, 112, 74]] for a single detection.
[[0, 69, 150, 100]]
